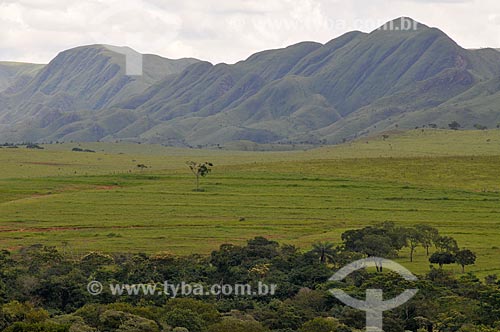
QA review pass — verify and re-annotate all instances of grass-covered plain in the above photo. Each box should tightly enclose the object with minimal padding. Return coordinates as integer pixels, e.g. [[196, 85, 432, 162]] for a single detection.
[[1, 129, 500, 277]]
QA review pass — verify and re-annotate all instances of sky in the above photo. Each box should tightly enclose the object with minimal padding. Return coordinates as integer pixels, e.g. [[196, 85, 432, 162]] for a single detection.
[[0, 0, 499, 64]]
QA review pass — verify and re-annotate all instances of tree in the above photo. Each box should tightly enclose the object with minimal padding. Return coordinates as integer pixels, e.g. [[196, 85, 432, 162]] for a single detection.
[[359, 234, 396, 258], [208, 318, 268, 332], [19, 245, 63, 273], [415, 224, 439, 256], [311, 242, 336, 264], [455, 249, 476, 273], [186, 161, 213, 191], [245, 237, 280, 260], [429, 252, 455, 268], [342, 225, 403, 269], [404, 227, 422, 262], [435, 236, 459, 253], [99, 310, 159, 332], [299, 317, 350, 332], [164, 298, 220, 326], [448, 121, 461, 130], [0, 301, 49, 330], [26, 143, 44, 150], [435, 311, 467, 332], [2, 322, 69, 332], [459, 324, 497, 332], [50, 315, 94, 332], [165, 308, 205, 332], [474, 124, 488, 130]]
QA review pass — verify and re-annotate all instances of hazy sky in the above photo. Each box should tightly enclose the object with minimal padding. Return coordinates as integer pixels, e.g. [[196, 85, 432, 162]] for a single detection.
[[1, 0, 499, 64]]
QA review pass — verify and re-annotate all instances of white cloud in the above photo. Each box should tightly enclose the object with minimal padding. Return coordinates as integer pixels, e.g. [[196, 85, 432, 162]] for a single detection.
[[0, 0, 498, 64]]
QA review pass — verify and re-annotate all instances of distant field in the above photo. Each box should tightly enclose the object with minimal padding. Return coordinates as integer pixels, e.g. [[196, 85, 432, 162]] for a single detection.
[[1, 129, 500, 277]]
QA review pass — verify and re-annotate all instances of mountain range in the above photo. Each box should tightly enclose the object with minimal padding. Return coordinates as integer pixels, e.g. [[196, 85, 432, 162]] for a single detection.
[[1, 17, 499, 146]]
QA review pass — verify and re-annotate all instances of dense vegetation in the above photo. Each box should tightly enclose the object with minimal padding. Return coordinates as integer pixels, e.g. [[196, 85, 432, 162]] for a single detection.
[[0, 224, 496, 332]]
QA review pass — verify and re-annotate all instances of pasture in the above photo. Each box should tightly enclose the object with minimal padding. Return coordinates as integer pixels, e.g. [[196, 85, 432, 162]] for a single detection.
[[1, 129, 500, 277]]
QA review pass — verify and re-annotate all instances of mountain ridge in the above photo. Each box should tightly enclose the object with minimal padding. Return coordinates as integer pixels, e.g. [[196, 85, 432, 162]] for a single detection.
[[0, 45, 200, 134], [0, 17, 499, 146], [0, 61, 45, 93]]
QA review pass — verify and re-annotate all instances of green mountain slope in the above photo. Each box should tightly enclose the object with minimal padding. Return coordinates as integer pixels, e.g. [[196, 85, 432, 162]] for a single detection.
[[1, 18, 500, 145], [0, 45, 199, 142], [117, 17, 500, 146], [0, 61, 44, 92]]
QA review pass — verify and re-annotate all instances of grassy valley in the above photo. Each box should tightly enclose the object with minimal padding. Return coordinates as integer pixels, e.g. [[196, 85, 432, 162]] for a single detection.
[[1, 129, 499, 277]]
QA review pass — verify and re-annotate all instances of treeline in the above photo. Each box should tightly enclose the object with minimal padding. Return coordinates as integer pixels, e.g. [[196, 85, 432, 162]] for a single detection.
[[341, 223, 476, 271], [0, 142, 44, 149], [0, 224, 498, 332]]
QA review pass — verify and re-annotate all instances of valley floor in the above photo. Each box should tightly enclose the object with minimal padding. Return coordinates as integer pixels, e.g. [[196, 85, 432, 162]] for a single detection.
[[1, 129, 500, 277]]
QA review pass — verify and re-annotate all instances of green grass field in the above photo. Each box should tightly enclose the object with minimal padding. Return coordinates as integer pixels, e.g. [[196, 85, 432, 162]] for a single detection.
[[1, 129, 500, 277]]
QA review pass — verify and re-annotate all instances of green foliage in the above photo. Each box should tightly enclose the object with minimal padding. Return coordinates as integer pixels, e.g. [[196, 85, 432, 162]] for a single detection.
[[299, 317, 348, 332], [172, 328, 189, 332], [165, 308, 204, 332], [0, 301, 50, 330], [448, 121, 462, 130], [435, 236, 459, 253], [80, 252, 114, 268], [207, 318, 269, 332], [0, 236, 496, 331], [114, 315, 159, 332], [415, 225, 439, 256], [186, 161, 213, 191], [3, 322, 69, 332], [341, 223, 406, 263], [430, 252, 456, 268], [96, 310, 159, 332], [458, 325, 498, 332], [26, 143, 44, 150], [163, 298, 220, 326], [455, 249, 477, 272], [310, 242, 336, 264], [404, 227, 423, 262], [435, 310, 468, 332], [49, 315, 95, 332]]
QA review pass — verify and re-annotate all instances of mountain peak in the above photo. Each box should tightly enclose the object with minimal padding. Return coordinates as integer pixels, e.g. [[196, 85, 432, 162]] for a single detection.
[[2, 20, 500, 146], [58, 44, 139, 57], [374, 17, 429, 33]]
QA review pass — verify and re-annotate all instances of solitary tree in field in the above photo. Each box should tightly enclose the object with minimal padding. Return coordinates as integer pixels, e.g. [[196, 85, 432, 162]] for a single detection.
[[137, 164, 149, 171], [455, 249, 476, 273], [186, 161, 213, 191]]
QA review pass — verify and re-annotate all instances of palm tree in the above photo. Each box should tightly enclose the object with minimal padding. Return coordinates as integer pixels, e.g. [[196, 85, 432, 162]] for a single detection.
[[311, 242, 336, 264]]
